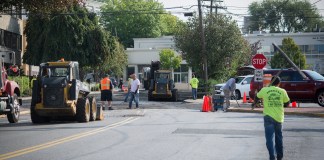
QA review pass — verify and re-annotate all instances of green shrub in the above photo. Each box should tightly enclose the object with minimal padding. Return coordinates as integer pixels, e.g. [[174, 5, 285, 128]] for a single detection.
[[8, 76, 32, 96]]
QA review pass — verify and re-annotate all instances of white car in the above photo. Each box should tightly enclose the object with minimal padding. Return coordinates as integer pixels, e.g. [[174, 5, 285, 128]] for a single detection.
[[214, 75, 253, 100]]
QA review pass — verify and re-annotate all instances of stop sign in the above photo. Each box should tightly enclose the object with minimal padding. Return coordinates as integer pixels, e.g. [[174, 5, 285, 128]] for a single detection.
[[252, 54, 267, 69]]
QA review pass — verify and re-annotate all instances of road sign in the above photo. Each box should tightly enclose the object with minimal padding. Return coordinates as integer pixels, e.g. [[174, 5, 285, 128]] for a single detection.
[[254, 69, 263, 82], [252, 54, 267, 69]]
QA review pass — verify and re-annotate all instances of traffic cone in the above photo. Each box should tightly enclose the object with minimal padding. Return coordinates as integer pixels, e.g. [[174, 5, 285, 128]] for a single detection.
[[243, 92, 247, 103], [292, 101, 297, 108], [201, 96, 206, 112], [207, 96, 211, 111], [248, 97, 254, 103], [201, 96, 210, 112]]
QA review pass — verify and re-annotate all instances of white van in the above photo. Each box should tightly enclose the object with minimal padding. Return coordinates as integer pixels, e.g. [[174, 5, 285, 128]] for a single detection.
[[214, 75, 253, 100]]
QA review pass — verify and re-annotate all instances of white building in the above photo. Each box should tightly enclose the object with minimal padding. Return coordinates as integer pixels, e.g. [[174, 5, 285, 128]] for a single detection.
[[126, 36, 193, 90], [244, 32, 324, 74], [125, 32, 324, 90], [0, 6, 23, 65]]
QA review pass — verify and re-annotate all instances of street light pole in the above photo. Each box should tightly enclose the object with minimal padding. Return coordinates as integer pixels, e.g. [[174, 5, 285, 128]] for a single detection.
[[197, 0, 208, 93]]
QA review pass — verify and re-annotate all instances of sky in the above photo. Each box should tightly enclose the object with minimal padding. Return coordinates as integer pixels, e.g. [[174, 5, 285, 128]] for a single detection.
[[157, 0, 324, 27]]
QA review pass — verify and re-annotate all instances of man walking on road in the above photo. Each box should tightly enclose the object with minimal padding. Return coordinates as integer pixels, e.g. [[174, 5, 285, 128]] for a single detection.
[[124, 77, 133, 102], [190, 75, 199, 100], [100, 74, 114, 110], [256, 76, 290, 160], [221, 77, 236, 112], [128, 74, 140, 109]]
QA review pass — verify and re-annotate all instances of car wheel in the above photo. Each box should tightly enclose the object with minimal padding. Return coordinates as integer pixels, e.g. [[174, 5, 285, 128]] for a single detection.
[[317, 91, 324, 107], [235, 90, 241, 100], [7, 94, 20, 123]]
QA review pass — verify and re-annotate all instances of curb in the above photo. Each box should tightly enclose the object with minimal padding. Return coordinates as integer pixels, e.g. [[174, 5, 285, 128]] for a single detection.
[[228, 108, 324, 118]]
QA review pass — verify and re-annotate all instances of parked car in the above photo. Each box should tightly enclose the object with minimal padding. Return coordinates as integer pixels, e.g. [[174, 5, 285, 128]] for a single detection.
[[214, 75, 253, 100], [249, 69, 324, 107]]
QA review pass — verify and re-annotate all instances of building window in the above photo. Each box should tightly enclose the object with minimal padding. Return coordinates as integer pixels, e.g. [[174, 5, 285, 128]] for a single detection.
[[1, 5, 22, 19], [174, 64, 189, 83], [0, 29, 22, 51]]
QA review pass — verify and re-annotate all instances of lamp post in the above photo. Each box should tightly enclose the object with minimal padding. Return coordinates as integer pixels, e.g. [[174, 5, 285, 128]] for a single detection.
[[197, 0, 208, 93]]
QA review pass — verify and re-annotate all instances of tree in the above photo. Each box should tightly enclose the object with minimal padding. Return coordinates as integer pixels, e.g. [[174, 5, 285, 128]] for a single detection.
[[160, 14, 186, 36], [0, 0, 83, 13], [174, 14, 251, 81], [248, 0, 324, 33], [159, 49, 182, 70], [270, 37, 307, 69], [23, 5, 123, 70], [100, 0, 164, 48]]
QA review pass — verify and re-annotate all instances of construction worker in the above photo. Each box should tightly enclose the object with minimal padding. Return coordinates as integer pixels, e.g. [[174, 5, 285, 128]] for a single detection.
[[255, 76, 290, 160], [221, 77, 236, 112], [128, 74, 140, 109], [124, 77, 133, 102], [30, 75, 37, 88], [189, 75, 199, 100], [100, 74, 114, 110]]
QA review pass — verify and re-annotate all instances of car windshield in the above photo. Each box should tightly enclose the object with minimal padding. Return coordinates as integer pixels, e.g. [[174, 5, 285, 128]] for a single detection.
[[305, 70, 324, 80], [235, 77, 245, 83]]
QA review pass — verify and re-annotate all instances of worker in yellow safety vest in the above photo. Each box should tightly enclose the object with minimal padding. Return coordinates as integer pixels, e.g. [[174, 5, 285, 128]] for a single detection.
[[100, 74, 114, 110]]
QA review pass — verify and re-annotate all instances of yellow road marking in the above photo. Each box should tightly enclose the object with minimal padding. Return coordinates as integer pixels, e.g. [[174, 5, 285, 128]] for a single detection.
[[0, 114, 140, 160]]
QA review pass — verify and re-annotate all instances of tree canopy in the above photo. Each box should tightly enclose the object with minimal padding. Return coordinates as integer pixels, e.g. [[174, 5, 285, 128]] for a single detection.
[[248, 0, 324, 33], [100, 0, 184, 48], [0, 0, 83, 13], [159, 49, 182, 70], [270, 37, 307, 69], [174, 14, 251, 81], [23, 4, 127, 73], [160, 14, 186, 36]]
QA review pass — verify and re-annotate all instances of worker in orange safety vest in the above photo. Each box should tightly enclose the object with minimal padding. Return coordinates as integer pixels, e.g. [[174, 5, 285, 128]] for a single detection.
[[99, 74, 114, 110]]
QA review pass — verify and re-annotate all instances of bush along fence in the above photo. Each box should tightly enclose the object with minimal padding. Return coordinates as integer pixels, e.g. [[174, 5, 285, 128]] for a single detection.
[[8, 76, 32, 97], [8, 76, 104, 96]]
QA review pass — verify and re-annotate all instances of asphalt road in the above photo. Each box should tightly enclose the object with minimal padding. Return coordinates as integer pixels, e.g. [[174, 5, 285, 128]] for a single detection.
[[1, 99, 324, 160]]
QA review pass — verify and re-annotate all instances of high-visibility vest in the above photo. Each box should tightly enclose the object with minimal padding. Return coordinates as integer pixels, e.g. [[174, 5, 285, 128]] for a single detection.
[[31, 78, 36, 88], [100, 78, 111, 90]]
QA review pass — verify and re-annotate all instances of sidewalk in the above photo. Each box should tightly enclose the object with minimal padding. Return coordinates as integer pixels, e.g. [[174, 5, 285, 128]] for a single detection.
[[184, 98, 324, 118]]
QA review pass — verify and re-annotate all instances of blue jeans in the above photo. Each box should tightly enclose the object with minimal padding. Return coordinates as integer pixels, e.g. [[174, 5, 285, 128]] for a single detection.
[[124, 90, 130, 102], [129, 92, 139, 108], [264, 116, 283, 160], [192, 88, 197, 100]]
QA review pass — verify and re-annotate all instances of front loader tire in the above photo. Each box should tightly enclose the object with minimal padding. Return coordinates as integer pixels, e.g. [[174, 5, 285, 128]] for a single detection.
[[172, 89, 178, 102], [148, 90, 153, 101], [89, 97, 97, 121], [96, 105, 104, 121], [30, 105, 48, 124], [76, 98, 90, 123]]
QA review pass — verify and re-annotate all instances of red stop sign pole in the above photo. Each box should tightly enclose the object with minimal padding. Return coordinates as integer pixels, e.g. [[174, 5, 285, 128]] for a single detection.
[[252, 53, 267, 69]]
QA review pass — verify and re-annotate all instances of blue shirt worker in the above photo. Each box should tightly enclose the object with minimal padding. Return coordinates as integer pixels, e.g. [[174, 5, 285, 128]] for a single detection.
[[221, 78, 236, 112], [256, 76, 290, 160], [189, 75, 199, 100]]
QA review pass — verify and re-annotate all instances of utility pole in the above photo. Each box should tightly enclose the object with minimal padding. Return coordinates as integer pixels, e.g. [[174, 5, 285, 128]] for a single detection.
[[197, 0, 208, 93], [210, 0, 213, 13]]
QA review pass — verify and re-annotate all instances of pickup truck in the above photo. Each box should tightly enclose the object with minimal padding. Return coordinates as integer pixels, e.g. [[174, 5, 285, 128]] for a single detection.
[[249, 69, 324, 107]]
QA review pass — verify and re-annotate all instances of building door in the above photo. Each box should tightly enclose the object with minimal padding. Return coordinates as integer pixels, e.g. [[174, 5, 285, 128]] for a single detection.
[[127, 66, 135, 76]]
